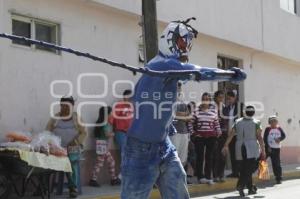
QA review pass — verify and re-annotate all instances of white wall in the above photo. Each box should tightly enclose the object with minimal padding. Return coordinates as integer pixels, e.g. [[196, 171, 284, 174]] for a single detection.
[[0, 0, 212, 148], [0, 0, 143, 146], [246, 53, 300, 147], [92, 0, 300, 64], [1, 0, 300, 150], [187, 32, 300, 148], [263, 0, 300, 63]]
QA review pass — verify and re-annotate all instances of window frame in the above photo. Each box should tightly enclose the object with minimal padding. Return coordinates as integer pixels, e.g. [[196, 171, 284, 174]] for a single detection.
[[11, 15, 34, 49], [11, 14, 60, 54], [280, 0, 297, 15]]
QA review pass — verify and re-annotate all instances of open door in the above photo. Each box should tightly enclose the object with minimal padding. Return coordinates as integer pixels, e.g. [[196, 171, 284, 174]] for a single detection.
[[217, 55, 245, 108]]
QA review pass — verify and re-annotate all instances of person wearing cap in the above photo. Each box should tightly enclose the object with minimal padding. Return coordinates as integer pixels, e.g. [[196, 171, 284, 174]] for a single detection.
[[263, 115, 286, 184], [222, 105, 266, 197], [121, 19, 246, 199], [46, 96, 87, 198]]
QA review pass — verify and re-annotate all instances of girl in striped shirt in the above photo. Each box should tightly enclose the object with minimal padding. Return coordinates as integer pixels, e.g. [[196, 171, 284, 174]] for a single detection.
[[189, 92, 222, 184]]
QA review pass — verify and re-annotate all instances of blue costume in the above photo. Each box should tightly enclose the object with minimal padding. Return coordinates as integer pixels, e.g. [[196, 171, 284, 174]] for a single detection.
[[121, 19, 246, 199]]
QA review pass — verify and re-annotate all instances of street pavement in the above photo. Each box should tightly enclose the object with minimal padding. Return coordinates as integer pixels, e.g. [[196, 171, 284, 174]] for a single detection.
[[194, 178, 300, 199]]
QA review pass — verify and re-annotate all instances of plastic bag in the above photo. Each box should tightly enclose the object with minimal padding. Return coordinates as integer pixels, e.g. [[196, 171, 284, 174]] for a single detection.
[[258, 160, 270, 180], [31, 131, 67, 157], [49, 143, 68, 157], [6, 131, 32, 143]]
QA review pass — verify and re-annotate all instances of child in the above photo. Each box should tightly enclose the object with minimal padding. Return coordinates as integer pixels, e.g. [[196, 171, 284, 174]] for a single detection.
[[89, 106, 121, 187], [263, 115, 286, 184]]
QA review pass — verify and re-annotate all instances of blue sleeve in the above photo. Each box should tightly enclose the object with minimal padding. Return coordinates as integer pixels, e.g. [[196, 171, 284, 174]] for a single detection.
[[168, 123, 177, 136], [162, 58, 247, 82]]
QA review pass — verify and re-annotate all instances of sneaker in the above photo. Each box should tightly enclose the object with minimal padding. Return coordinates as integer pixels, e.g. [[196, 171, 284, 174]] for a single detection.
[[248, 185, 257, 195], [69, 188, 78, 198], [238, 189, 245, 197], [89, 179, 100, 187], [276, 180, 282, 184], [111, 178, 121, 186], [198, 178, 208, 184], [207, 179, 215, 185]]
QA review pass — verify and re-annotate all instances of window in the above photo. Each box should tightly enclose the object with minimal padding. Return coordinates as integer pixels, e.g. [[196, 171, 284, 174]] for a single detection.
[[12, 19, 31, 46], [11, 14, 60, 54], [217, 55, 242, 102], [280, 0, 296, 14]]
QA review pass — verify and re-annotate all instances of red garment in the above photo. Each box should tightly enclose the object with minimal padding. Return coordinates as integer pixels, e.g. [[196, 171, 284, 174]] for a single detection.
[[109, 101, 133, 133]]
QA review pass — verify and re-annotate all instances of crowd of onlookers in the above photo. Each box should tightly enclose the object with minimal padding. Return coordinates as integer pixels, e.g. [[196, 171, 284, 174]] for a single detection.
[[170, 86, 241, 185], [167, 84, 286, 196], [49, 85, 286, 197]]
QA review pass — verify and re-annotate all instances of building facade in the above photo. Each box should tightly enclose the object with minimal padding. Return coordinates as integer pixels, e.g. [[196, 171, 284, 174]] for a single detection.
[[0, 0, 300, 185]]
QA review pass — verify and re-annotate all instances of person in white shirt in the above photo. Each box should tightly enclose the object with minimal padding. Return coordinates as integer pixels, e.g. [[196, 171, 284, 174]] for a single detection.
[[263, 115, 286, 184]]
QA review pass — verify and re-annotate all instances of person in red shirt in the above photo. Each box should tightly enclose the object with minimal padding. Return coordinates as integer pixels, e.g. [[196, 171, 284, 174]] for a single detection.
[[109, 90, 133, 152]]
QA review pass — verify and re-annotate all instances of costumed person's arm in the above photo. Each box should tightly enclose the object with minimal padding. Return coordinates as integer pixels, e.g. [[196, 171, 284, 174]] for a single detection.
[[162, 59, 246, 82]]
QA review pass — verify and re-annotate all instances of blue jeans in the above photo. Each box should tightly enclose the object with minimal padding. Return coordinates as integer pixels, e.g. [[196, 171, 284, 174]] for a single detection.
[[67, 152, 80, 189], [115, 131, 127, 152], [121, 136, 190, 199]]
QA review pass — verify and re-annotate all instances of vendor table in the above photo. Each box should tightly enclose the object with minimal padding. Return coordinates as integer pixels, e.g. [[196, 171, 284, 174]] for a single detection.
[[0, 148, 72, 199]]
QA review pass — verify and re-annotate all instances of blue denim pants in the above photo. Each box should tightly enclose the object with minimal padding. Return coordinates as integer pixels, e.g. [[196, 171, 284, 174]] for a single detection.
[[67, 152, 81, 189], [121, 136, 190, 199], [115, 131, 127, 152]]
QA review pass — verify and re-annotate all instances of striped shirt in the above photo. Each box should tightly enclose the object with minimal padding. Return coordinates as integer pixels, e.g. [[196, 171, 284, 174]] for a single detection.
[[188, 107, 222, 137]]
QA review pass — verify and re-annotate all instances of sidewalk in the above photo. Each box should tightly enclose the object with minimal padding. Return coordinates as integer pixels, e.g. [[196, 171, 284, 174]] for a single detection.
[[73, 164, 300, 199]]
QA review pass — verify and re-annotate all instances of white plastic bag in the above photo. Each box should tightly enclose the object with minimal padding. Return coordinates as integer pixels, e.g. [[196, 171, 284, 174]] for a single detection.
[[31, 131, 67, 156]]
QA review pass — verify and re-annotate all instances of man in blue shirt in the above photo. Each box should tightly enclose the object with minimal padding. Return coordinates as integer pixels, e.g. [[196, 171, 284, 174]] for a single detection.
[[121, 19, 246, 199]]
